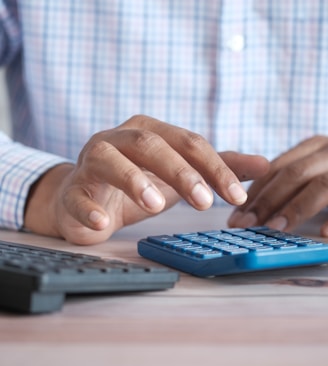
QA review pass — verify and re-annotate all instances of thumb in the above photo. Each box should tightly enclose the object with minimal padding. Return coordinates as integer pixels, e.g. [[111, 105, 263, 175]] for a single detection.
[[62, 185, 110, 231]]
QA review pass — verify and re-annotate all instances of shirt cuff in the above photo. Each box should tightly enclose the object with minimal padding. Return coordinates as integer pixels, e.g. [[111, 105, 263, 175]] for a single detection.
[[0, 139, 72, 230]]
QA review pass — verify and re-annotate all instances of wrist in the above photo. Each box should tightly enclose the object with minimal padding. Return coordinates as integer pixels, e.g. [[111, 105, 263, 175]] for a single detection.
[[24, 163, 75, 237]]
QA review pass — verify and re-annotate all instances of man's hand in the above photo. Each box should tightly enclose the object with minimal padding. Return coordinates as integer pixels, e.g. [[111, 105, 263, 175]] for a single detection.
[[24, 115, 269, 245], [228, 135, 328, 236]]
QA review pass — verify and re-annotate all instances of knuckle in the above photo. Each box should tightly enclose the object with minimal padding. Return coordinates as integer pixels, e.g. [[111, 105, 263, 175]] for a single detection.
[[313, 174, 328, 191], [213, 164, 230, 178], [131, 130, 163, 154], [173, 165, 193, 184], [298, 135, 328, 152], [81, 140, 115, 167], [211, 165, 231, 189], [282, 162, 306, 181], [124, 114, 148, 127], [307, 134, 328, 145], [121, 167, 143, 190], [131, 114, 148, 121], [180, 131, 207, 152], [89, 139, 113, 156]]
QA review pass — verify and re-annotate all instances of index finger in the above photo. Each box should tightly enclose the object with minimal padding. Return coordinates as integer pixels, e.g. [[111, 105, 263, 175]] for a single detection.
[[121, 115, 248, 205]]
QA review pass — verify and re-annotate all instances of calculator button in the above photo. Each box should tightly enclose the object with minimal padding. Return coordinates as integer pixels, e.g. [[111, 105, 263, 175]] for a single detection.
[[258, 238, 278, 244], [237, 242, 263, 249], [206, 233, 235, 240], [221, 228, 247, 233], [248, 245, 274, 251], [174, 233, 199, 240], [148, 235, 182, 245], [198, 230, 223, 235], [171, 241, 195, 247], [210, 242, 236, 249], [191, 238, 219, 245], [276, 243, 298, 249], [193, 249, 223, 258], [299, 241, 323, 247], [176, 244, 203, 253], [220, 247, 249, 255]]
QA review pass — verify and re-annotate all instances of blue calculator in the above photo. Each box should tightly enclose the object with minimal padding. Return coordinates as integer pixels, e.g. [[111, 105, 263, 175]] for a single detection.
[[137, 226, 328, 277]]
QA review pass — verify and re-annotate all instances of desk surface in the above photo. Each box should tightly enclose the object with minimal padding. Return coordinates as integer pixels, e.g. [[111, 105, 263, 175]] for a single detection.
[[1, 205, 328, 366]]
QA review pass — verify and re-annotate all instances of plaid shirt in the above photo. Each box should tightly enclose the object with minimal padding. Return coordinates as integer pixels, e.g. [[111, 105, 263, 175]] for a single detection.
[[1, 0, 328, 229]]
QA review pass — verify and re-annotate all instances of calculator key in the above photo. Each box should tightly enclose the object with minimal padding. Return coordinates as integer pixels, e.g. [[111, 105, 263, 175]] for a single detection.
[[248, 245, 274, 251], [198, 230, 223, 235], [206, 233, 235, 240], [237, 242, 263, 249], [248, 226, 272, 232], [174, 233, 200, 240], [220, 247, 249, 255], [220, 238, 245, 246], [194, 250, 223, 259], [299, 241, 324, 247], [191, 238, 219, 245], [171, 241, 196, 247], [176, 244, 203, 252], [148, 235, 182, 245], [275, 243, 298, 249], [220, 228, 247, 233], [210, 243, 238, 249], [258, 238, 278, 244]]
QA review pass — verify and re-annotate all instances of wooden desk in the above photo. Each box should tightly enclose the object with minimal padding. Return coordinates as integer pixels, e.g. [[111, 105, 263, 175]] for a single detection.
[[1, 206, 328, 366]]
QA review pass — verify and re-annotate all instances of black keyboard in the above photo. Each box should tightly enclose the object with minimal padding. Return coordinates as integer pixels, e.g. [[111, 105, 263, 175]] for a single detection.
[[0, 240, 179, 314]]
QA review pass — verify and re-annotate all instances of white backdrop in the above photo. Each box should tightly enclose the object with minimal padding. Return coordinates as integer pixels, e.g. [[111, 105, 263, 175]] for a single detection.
[[0, 69, 11, 135]]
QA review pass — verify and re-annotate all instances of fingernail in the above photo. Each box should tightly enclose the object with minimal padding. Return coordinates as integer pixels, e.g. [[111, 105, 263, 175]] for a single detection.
[[228, 183, 247, 205], [191, 183, 213, 207], [89, 210, 104, 223], [142, 186, 164, 209], [227, 210, 243, 226], [239, 212, 258, 227], [266, 216, 288, 231], [89, 210, 109, 228]]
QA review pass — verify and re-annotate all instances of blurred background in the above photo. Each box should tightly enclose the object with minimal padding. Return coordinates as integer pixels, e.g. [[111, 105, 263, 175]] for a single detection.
[[0, 68, 11, 136]]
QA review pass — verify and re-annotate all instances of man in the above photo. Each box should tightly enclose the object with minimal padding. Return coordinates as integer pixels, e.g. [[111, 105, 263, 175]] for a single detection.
[[1, 1, 327, 244]]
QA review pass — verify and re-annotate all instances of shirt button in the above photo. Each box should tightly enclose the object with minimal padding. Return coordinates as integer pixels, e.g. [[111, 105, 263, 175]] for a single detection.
[[226, 35, 245, 52]]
